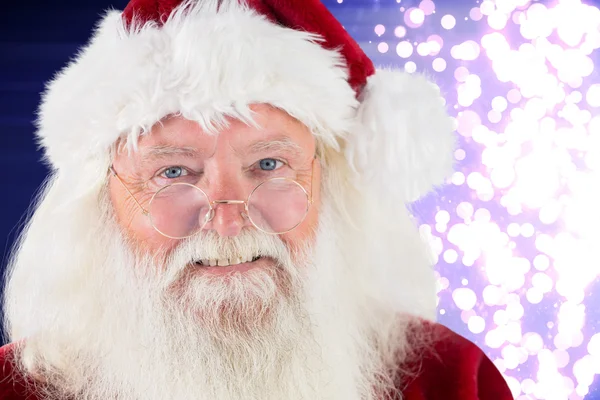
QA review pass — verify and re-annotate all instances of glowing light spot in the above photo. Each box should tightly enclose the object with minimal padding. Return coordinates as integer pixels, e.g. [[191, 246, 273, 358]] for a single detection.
[[452, 287, 477, 310], [486, 328, 506, 349], [539, 200, 562, 224], [524, 97, 547, 120], [474, 208, 491, 222], [410, 8, 425, 24], [456, 202, 474, 220], [451, 40, 481, 61], [496, 0, 517, 14], [480, 0, 495, 16], [494, 309, 509, 326], [556, 4, 586, 47], [573, 356, 595, 387], [435, 222, 446, 233], [377, 42, 389, 53], [520, 3, 553, 40], [507, 223, 520, 237], [435, 210, 450, 224], [507, 302, 525, 321], [404, 8, 425, 28], [457, 74, 483, 107], [586, 84, 600, 107], [443, 249, 458, 263], [483, 285, 503, 306], [507, 89, 522, 104], [396, 41, 414, 58], [520, 223, 535, 238], [491, 96, 508, 112], [480, 32, 510, 60], [454, 66, 470, 82], [488, 12, 508, 30], [588, 333, 600, 356], [456, 110, 481, 137], [532, 273, 553, 293], [521, 379, 536, 394], [417, 42, 430, 56], [526, 287, 544, 304], [505, 321, 523, 344], [454, 148, 465, 161], [419, 0, 435, 15], [469, 7, 483, 21], [488, 110, 502, 123], [468, 316, 486, 334], [426, 34, 444, 55], [460, 312, 475, 327], [432, 57, 446, 72], [441, 14, 456, 30], [374, 24, 385, 36], [533, 254, 550, 271], [394, 26, 407, 38], [491, 165, 515, 188], [523, 332, 544, 355], [502, 345, 523, 370], [553, 349, 570, 369], [451, 171, 465, 185], [404, 61, 417, 73]]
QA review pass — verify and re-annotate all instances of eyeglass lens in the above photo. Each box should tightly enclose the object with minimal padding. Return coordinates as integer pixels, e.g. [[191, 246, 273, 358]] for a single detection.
[[148, 179, 309, 238]]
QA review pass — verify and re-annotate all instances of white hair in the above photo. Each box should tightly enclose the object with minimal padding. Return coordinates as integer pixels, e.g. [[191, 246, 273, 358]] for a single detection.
[[3, 141, 436, 399]]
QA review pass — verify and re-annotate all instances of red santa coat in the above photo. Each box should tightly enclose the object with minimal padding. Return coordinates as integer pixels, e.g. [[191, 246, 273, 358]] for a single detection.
[[0, 323, 513, 399]]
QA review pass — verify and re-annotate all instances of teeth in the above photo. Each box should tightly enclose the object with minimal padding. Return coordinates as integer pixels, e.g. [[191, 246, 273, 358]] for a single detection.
[[197, 256, 261, 267]]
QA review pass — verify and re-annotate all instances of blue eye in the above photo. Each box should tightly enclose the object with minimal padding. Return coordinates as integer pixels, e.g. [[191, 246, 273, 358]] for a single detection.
[[259, 158, 280, 171], [163, 166, 184, 179]]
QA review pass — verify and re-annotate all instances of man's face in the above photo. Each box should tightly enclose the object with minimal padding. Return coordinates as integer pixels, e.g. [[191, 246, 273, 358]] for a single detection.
[[109, 104, 321, 275]]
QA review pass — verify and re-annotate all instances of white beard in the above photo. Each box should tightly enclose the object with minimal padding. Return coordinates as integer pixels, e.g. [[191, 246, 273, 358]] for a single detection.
[[25, 195, 397, 400]]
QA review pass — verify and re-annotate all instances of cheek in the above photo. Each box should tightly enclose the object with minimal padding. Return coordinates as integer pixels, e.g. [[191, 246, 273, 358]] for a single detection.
[[281, 163, 321, 255], [109, 180, 179, 256], [280, 199, 320, 258]]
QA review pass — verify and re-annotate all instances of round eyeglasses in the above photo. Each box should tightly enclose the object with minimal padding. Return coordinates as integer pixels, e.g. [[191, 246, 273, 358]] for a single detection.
[[109, 162, 314, 239]]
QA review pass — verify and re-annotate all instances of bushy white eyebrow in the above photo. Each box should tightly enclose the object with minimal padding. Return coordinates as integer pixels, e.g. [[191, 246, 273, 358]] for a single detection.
[[141, 145, 203, 162], [246, 136, 304, 157]]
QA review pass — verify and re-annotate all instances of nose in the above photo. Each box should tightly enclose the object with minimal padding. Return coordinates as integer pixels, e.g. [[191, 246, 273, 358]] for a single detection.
[[199, 156, 254, 237], [203, 200, 250, 237]]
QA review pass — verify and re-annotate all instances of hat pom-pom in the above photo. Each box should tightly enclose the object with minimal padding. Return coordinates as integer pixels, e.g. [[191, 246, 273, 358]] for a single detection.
[[345, 69, 456, 204]]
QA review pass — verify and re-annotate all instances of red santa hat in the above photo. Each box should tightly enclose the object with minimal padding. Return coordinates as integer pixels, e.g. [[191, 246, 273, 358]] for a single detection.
[[36, 0, 455, 204]]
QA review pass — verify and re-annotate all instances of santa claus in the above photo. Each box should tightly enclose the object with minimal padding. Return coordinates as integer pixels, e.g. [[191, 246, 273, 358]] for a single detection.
[[0, 0, 513, 399]]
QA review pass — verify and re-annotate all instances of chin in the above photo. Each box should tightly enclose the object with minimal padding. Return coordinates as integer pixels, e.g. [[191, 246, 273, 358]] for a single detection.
[[162, 258, 296, 333]]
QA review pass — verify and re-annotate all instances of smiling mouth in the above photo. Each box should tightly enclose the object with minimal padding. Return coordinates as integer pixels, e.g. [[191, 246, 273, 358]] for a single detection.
[[194, 256, 262, 267]]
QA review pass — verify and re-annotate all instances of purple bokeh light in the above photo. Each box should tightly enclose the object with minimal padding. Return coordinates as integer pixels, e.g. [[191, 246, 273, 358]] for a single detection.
[[343, 0, 600, 398]]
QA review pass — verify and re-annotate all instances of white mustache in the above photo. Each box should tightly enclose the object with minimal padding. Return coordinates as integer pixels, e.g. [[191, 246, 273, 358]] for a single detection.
[[160, 229, 293, 279]]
